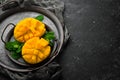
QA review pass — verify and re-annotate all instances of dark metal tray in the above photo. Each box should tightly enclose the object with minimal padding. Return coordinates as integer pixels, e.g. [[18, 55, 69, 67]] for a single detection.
[[0, 5, 64, 72]]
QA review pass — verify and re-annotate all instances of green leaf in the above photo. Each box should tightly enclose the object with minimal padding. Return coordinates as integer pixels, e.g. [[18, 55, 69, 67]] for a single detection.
[[10, 51, 21, 60], [43, 31, 55, 46], [5, 40, 23, 51], [13, 44, 19, 48], [49, 41, 54, 46], [43, 32, 55, 40], [35, 15, 44, 21], [16, 44, 24, 53], [5, 42, 17, 51], [5, 40, 24, 60]]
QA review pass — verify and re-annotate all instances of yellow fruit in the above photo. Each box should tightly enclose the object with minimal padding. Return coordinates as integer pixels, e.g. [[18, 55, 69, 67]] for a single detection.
[[14, 18, 46, 42], [22, 37, 51, 64]]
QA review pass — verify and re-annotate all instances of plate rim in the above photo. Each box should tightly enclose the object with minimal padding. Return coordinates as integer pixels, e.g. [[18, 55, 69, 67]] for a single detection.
[[0, 6, 64, 72]]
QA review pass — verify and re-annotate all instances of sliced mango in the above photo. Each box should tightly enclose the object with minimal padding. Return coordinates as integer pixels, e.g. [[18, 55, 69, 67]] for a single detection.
[[14, 18, 46, 42], [22, 37, 51, 64]]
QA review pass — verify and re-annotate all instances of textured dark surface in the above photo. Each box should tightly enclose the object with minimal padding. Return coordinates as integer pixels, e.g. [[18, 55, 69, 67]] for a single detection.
[[1, 0, 120, 80], [59, 0, 120, 80]]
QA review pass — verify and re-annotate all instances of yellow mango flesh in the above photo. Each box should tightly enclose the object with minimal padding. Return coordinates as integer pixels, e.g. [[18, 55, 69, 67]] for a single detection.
[[14, 18, 46, 42], [22, 37, 51, 64]]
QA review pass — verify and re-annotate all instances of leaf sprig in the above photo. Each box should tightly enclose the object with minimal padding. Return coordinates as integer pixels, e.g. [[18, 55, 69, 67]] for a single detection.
[[43, 31, 55, 46], [5, 40, 24, 60]]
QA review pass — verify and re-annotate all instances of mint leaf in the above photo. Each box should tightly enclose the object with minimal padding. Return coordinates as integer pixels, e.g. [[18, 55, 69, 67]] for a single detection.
[[16, 44, 24, 53], [43, 32, 55, 40], [11, 51, 21, 60], [43, 31, 55, 46], [5, 40, 24, 59], [35, 15, 44, 21], [5, 40, 23, 50]]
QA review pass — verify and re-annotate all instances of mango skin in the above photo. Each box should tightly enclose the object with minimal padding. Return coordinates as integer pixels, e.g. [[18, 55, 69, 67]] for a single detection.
[[14, 18, 46, 43], [22, 37, 51, 64]]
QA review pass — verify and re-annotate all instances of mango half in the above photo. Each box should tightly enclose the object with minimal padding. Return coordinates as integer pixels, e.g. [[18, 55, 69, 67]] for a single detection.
[[14, 18, 46, 42], [22, 37, 51, 64]]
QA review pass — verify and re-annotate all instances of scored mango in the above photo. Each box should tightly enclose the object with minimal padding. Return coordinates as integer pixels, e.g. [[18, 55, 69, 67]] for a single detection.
[[14, 18, 46, 42], [22, 37, 51, 64]]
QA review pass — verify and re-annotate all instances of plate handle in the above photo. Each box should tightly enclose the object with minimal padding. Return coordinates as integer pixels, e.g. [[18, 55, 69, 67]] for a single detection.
[[1, 23, 15, 44]]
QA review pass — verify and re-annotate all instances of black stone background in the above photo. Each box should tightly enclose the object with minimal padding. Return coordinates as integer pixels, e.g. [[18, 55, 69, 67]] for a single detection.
[[1, 0, 120, 80]]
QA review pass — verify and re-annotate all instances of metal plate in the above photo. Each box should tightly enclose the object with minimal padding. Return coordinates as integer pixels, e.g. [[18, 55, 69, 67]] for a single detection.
[[0, 6, 64, 72]]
